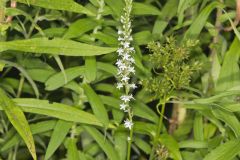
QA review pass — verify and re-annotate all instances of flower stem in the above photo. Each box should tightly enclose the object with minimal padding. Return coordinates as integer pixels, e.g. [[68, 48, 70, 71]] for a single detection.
[[149, 99, 166, 160], [126, 86, 133, 160], [127, 124, 133, 160]]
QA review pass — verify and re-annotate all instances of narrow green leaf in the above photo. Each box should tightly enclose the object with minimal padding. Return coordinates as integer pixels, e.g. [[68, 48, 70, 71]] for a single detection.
[[1, 78, 33, 95], [223, 103, 240, 112], [64, 18, 98, 39], [53, 55, 67, 84], [82, 83, 109, 127], [1, 120, 57, 152], [194, 90, 240, 104], [0, 38, 117, 56], [216, 38, 240, 92], [45, 120, 73, 160], [212, 108, 240, 137], [134, 137, 151, 154], [28, 69, 55, 83], [224, 10, 240, 41], [45, 62, 117, 91], [114, 131, 127, 160], [78, 151, 88, 160], [193, 112, 204, 141], [93, 32, 118, 46], [16, 0, 94, 16], [161, 0, 178, 20], [12, 98, 102, 126], [179, 140, 208, 149], [160, 134, 182, 160], [132, 2, 161, 15], [177, 0, 198, 24], [152, 20, 168, 36], [97, 62, 117, 75], [33, 28, 66, 38], [134, 122, 157, 137], [84, 57, 97, 82], [105, 0, 123, 17], [0, 61, 5, 71], [182, 151, 203, 160], [83, 126, 120, 160], [45, 66, 84, 91], [133, 31, 153, 45], [67, 138, 79, 160], [5, 8, 32, 21], [203, 139, 240, 160], [0, 89, 36, 160], [184, 2, 224, 40]]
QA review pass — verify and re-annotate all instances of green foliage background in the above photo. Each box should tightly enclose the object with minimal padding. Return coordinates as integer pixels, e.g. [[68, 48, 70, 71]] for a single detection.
[[0, 0, 240, 160]]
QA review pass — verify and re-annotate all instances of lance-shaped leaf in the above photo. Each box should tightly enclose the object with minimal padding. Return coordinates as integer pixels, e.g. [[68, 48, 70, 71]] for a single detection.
[[0, 89, 36, 160], [16, 0, 94, 16], [204, 139, 240, 160], [82, 83, 109, 127], [11, 98, 103, 126], [0, 38, 117, 56]]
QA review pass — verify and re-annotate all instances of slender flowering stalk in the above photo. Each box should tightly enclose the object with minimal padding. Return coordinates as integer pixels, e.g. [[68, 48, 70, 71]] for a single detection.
[[116, 0, 135, 129], [116, 0, 136, 159]]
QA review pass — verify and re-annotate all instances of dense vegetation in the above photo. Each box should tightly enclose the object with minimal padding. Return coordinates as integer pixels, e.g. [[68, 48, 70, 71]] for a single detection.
[[0, 0, 240, 160]]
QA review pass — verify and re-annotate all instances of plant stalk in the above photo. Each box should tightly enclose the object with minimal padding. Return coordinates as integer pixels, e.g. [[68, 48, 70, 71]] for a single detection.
[[127, 122, 133, 160], [126, 84, 133, 160], [16, 75, 25, 98], [149, 99, 166, 160]]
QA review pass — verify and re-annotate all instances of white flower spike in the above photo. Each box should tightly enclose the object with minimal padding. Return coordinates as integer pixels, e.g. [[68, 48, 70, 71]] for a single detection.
[[116, 0, 136, 132]]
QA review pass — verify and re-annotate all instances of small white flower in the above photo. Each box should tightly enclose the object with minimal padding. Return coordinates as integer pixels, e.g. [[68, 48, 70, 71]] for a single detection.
[[117, 69, 122, 75], [118, 30, 123, 35], [124, 119, 133, 130], [129, 57, 135, 63], [121, 75, 130, 82], [118, 64, 127, 71], [120, 94, 133, 102], [127, 136, 131, 141], [117, 83, 123, 89], [118, 37, 124, 41], [122, 54, 130, 61], [117, 48, 124, 55], [116, 59, 123, 66], [120, 16, 125, 23], [129, 47, 134, 51], [128, 66, 135, 73], [120, 103, 127, 110], [129, 83, 137, 89], [123, 42, 130, 48]]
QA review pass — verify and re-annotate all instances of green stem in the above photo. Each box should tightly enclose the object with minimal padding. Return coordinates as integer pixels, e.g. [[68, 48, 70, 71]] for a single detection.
[[126, 86, 133, 159], [149, 99, 166, 160], [16, 75, 25, 98], [127, 124, 133, 160]]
